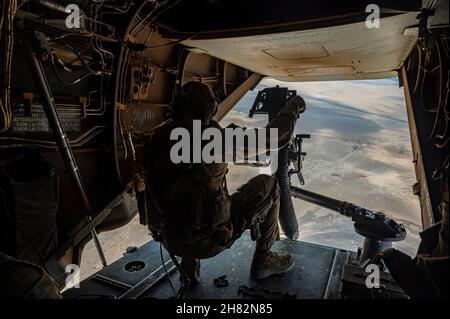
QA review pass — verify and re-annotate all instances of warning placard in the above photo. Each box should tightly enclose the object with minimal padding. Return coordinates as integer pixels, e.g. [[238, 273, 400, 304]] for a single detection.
[[13, 104, 81, 133]]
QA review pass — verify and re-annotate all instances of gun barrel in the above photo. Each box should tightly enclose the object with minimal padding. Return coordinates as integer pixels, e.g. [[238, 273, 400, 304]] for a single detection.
[[291, 186, 406, 242], [291, 186, 344, 213]]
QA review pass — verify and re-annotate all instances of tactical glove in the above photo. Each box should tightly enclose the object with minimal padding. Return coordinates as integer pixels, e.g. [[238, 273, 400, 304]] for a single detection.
[[285, 95, 306, 117]]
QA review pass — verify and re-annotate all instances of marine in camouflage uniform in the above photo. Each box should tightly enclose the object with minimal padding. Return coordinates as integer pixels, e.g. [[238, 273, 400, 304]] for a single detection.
[[143, 81, 306, 282]]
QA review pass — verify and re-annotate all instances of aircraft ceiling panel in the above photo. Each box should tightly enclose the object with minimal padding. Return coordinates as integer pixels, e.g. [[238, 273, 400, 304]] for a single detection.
[[182, 12, 418, 82]]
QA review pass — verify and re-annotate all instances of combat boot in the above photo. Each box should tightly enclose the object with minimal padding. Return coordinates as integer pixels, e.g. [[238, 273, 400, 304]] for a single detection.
[[250, 251, 295, 280]]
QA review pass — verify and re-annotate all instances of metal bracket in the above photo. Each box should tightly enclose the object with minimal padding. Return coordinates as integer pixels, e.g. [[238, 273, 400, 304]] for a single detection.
[[288, 134, 310, 185]]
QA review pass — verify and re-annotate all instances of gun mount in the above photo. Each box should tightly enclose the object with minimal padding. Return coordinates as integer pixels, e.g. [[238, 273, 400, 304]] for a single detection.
[[248, 86, 299, 239], [288, 134, 310, 185], [287, 133, 406, 264]]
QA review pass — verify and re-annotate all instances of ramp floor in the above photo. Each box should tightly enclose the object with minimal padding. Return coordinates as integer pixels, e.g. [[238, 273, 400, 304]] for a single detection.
[[63, 232, 355, 299]]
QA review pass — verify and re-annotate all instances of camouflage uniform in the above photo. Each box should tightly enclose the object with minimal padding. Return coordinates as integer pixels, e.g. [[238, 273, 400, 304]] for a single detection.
[[143, 94, 302, 262]]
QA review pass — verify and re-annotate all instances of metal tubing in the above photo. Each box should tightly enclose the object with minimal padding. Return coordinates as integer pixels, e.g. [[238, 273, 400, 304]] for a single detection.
[[23, 40, 91, 213], [277, 147, 299, 239], [291, 186, 344, 213], [88, 216, 107, 267], [23, 39, 107, 266]]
